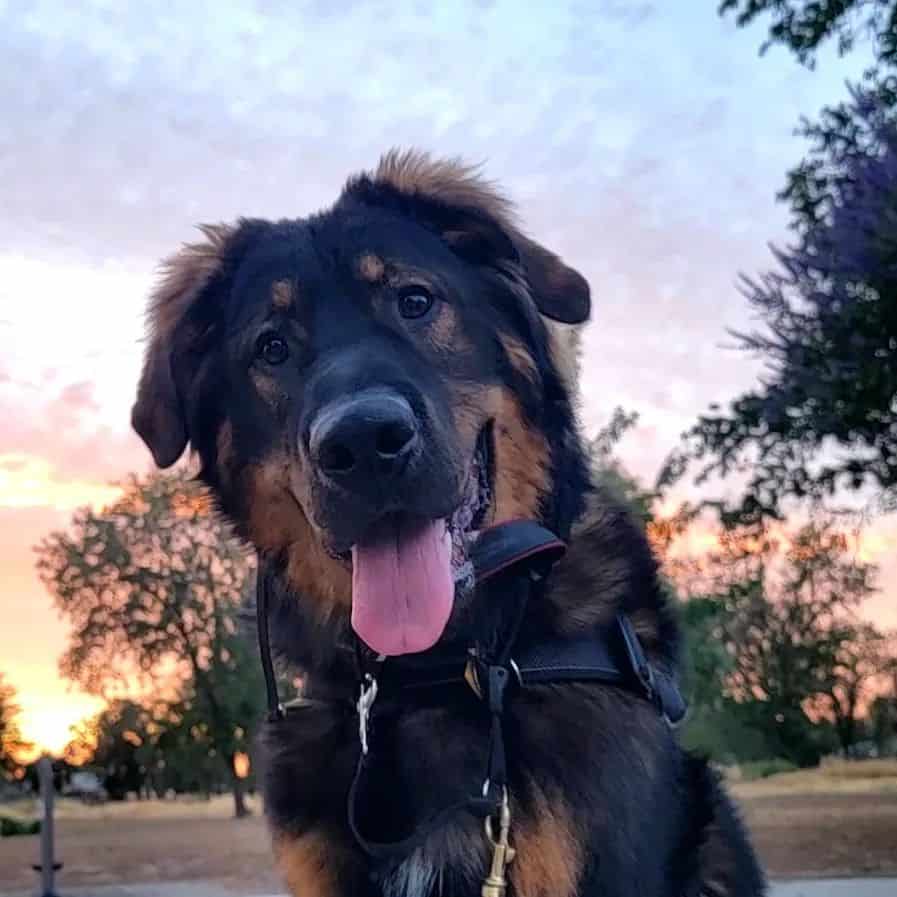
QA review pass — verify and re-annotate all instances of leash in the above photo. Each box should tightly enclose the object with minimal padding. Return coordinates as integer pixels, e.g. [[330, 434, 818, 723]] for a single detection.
[[254, 520, 686, 890]]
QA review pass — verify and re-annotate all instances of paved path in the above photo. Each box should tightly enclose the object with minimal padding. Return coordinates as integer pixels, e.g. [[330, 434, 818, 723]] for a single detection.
[[771, 880, 896, 897], [3, 879, 895, 896]]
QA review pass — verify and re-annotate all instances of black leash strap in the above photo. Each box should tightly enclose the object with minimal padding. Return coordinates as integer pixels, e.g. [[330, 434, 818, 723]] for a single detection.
[[255, 559, 284, 723]]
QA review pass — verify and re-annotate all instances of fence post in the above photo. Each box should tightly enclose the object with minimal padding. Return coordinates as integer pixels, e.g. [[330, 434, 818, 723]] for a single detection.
[[35, 755, 60, 897]]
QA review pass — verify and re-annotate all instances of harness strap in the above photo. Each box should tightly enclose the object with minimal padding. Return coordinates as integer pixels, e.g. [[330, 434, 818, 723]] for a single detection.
[[514, 614, 687, 725]]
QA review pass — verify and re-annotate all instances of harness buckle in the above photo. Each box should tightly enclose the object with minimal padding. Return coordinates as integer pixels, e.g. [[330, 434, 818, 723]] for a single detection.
[[357, 673, 378, 756]]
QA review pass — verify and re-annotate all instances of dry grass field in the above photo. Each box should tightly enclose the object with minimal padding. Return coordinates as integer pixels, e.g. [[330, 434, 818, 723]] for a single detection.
[[1, 761, 895, 893]]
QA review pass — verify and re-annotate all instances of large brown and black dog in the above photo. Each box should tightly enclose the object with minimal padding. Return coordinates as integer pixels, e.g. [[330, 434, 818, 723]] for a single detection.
[[131, 151, 765, 897]]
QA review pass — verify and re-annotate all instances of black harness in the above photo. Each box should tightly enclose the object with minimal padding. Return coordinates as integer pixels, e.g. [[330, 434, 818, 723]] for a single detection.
[[255, 520, 686, 871]]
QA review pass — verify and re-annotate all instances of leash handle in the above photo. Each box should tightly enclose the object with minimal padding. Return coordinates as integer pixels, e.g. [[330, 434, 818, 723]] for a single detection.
[[347, 750, 496, 865]]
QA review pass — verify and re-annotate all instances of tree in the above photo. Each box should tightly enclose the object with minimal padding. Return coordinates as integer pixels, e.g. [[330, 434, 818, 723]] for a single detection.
[[870, 665, 897, 754], [662, 86, 897, 521], [719, 0, 897, 69], [666, 517, 879, 764], [36, 470, 264, 817], [0, 673, 32, 780], [822, 622, 891, 755], [66, 700, 154, 799]]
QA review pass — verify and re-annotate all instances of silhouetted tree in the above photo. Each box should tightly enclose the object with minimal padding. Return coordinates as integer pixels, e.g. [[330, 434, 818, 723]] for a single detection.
[[719, 0, 897, 68], [823, 621, 891, 755], [66, 700, 153, 799], [662, 87, 897, 521], [36, 470, 264, 817], [0, 673, 32, 780], [870, 667, 897, 754], [670, 518, 878, 764]]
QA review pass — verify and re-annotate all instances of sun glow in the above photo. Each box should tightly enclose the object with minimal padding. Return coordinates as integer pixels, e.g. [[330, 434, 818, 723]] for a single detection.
[[16, 691, 105, 761], [0, 454, 120, 511]]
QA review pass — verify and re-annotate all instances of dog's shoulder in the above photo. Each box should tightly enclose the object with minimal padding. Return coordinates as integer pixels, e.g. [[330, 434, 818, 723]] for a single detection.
[[546, 478, 679, 667]]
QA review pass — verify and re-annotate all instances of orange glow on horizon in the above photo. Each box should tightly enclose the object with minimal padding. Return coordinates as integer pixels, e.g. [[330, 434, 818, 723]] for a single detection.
[[15, 690, 105, 762], [0, 453, 121, 511]]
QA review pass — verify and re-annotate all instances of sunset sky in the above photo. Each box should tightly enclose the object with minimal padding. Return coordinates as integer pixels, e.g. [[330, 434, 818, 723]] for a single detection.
[[2, 1, 895, 756]]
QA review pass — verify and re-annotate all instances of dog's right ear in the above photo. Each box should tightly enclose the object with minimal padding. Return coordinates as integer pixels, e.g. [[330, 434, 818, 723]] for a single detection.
[[131, 223, 235, 468]]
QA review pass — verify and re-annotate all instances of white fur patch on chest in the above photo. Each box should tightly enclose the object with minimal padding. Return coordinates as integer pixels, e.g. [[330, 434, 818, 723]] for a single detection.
[[378, 849, 440, 897]]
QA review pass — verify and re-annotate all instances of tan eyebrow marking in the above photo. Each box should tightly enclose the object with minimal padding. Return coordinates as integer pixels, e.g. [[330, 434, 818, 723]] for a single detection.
[[271, 279, 295, 310], [357, 252, 385, 283]]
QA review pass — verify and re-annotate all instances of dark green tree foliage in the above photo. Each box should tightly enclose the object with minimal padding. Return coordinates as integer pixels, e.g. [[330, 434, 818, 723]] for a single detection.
[[36, 471, 264, 817], [870, 667, 897, 753], [66, 697, 259, 800], [588, 407, 658, 524], [675, 519, 880, 764], [823, 621, 891, 754], [663, 88, 897, 520], [680, 597, 733, 712], [719, 0, 897, 68], [0, 673, 32, 780], [66, 700, 153, 799]]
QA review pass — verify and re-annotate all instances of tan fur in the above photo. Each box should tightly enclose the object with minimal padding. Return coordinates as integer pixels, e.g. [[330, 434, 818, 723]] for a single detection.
[[149, 223, 234, 340], [510, 785, 583, 897], [374, 149, 515, 228], [428, 302, 461, 353], [250, 369, 288, 411], [449, 384, 488, 452], [357, 252, 385, 283], [447, 382, 550, 523], [499, 334, 540, 385], [274, 829, 354, 897], [271, 279, 295, 310], [244, 456, 351, 611], [490, 387, 550, 523]]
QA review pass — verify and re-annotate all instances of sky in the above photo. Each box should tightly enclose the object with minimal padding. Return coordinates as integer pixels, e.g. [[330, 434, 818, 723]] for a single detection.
[[1, 0, 895, 755]]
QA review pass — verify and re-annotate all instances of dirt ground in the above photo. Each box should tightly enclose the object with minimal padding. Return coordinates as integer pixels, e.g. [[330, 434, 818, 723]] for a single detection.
[[738, 791, 897, 879], [2, 786, 896, 892]]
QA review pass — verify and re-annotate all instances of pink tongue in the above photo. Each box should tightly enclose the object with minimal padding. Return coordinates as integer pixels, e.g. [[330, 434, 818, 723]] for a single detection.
[[351, 518, 454, 656]]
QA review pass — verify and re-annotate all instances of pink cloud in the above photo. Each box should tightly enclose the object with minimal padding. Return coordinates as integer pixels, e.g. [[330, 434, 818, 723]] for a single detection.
[[58, 380, 101, 414], [1, 376, 145, 486]]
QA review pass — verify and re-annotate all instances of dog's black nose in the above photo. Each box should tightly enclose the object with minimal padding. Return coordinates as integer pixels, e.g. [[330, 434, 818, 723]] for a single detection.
[[309, 390, 420, 484]]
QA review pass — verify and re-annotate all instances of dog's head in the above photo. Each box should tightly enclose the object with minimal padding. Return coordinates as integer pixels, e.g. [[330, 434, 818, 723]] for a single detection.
[[132, 150, 591, 656]]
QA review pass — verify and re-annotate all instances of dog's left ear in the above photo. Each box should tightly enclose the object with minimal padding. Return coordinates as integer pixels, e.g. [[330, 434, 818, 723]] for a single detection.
[[440, 216, 590, 325], [513, 233, 591, 325], [365, 150, 591, 325]]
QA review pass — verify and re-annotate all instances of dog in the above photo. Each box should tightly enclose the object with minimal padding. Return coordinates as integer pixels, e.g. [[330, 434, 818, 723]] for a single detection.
[[131, 150, 766, 897]]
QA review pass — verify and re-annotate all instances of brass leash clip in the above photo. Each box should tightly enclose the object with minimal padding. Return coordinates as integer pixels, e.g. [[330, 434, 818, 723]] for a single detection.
[[481, 787, 515, 897]]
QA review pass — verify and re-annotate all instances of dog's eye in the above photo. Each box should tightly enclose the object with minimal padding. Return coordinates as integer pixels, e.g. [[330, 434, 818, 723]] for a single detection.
[[257, 335, 289, 365], [397, 287, 434, 320]]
